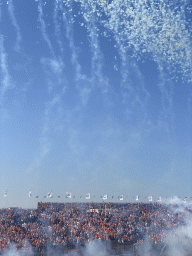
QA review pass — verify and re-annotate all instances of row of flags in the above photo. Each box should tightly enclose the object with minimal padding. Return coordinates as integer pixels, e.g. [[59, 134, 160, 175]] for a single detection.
[[29, 190, 53, 198], [145, 196, 188, 202], [2, 190, 190, 203], [27, 192, 191, 203]]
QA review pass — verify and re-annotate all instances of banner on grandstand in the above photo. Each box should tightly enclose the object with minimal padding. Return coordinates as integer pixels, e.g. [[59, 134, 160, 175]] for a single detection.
[[119, 195, 123, 201], [4, 190, 8, 197], [85, 193, 90, 200], [136, 195, 139, 201], [47, 191, 52, 198], [29, 190, 32, 198], [103, 194, 108, 200], [157, 196, 162, 202], [66, 192, 72, 198]]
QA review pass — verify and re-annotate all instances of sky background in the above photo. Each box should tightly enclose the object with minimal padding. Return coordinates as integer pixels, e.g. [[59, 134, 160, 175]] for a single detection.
[[0, 0, 192, 208]]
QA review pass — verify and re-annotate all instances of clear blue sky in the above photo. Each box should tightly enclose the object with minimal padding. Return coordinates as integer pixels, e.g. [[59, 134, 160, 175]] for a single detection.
[[0, 0, 192, 208]]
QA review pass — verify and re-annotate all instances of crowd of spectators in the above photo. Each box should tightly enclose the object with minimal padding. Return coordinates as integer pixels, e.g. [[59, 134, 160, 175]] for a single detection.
[[0, 202, 190, 254]]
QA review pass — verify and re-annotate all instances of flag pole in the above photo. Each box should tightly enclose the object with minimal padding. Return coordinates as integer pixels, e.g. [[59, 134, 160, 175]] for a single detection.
[[6, 191, 8, 207], [71, 192, 72, 238], [136, 195, 139, 210], [89, 195, 91, 241], [104, 202, 106, 241], [4, 190, 8, 208], [71, 193, 72, 210]]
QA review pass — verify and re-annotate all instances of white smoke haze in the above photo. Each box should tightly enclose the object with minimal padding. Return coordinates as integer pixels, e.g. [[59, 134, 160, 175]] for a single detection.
[[81, 200, 192, 256], [2, 240, 34, 256]]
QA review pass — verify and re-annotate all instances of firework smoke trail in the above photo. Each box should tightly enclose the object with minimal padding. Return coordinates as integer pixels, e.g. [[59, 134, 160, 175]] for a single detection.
[[0, 36, 13, 103], [0, 1, 13, 102], [37, 0, 55, 57], [79, 0, 110, 95], [116, 36, 150, 130], [7, 0, 22, 52], [53, 0, 65, 55], [26, 1, 66, 195], [60, 0, 93, 97]]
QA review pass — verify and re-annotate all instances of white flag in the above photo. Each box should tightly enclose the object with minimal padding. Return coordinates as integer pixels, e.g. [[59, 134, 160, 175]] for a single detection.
[[29, 190, 32, 198], [4, 190, 8, 197], [47, 191, 52, 198], [157, 196, 162, 202], [66, 192, 72, 198], [136, 195, 139, 201], [85, 193, 90, 200], [119, 195, 123, 201], [148, 196, 153, 202], [103, 194, 108, 200]]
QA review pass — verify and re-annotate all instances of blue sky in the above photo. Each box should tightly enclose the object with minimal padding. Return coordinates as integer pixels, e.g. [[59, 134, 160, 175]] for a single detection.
[[0, 0, 192, 208]]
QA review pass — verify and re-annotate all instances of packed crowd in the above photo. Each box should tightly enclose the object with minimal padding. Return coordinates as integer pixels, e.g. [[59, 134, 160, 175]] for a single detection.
[[0, 202, 190, 254]]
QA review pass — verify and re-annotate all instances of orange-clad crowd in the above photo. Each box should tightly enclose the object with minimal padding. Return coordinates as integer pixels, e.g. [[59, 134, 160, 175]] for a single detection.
[[0, 202, 189, 254]]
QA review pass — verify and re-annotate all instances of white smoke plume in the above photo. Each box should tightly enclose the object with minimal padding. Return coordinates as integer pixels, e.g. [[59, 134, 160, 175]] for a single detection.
[[2, 240, 34, 256]]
